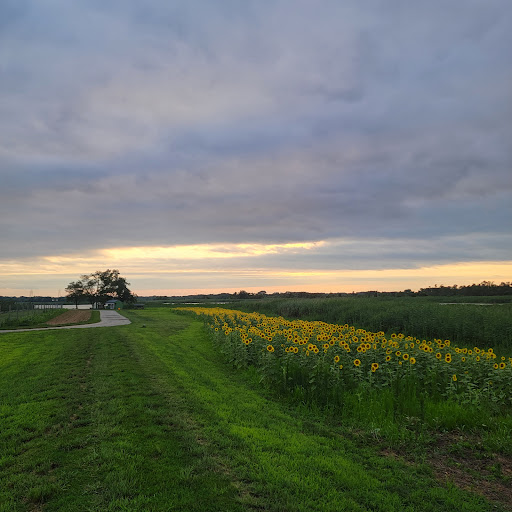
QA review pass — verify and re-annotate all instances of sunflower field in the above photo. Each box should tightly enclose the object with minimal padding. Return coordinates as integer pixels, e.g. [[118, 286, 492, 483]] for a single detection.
[[177, 307, 512, 426]]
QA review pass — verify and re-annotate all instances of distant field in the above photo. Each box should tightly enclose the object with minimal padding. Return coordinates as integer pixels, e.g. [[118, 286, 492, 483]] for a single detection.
[[0, 308, 66, 329], [0, 308, 510, 511], [0, 309, 99, 330]]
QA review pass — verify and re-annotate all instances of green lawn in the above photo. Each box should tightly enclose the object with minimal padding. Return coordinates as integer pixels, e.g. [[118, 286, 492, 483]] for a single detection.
[[0, 309, 508, 511]]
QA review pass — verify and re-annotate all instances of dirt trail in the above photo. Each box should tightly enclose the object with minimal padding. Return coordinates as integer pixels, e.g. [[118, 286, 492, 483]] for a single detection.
[[46, 310, 91, 325]]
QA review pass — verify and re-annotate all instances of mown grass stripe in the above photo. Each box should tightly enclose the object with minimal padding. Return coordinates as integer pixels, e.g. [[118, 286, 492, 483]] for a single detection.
[[0, 324, 247, 511]]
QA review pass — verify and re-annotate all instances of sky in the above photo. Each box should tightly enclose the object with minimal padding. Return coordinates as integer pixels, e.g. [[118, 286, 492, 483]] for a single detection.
[[1, 0, 511, 297]]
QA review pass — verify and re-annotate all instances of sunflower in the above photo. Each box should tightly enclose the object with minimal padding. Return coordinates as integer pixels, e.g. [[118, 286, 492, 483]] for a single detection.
[[266, 345, 274, 353], [353, 359, 361, 367], [334, 355, 340, 363]]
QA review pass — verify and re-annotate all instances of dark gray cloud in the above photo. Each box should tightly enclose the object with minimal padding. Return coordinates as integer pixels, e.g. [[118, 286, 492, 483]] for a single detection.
[[0, 0, 511, 280]]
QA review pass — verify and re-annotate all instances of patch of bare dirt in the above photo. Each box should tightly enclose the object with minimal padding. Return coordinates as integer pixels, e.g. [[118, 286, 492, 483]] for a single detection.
[[429, 455, 511, 510], [428, 433, 512, 510], [46, 310, 91, 325], [382, 432, 512, 511]]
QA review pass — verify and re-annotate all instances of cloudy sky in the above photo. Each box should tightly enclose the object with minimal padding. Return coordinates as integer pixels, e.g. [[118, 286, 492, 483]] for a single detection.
[[1, 0, 511, 297]]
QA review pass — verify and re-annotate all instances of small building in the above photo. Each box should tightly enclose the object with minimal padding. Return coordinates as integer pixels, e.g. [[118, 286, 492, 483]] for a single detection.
[[104, 299, 124, 310]]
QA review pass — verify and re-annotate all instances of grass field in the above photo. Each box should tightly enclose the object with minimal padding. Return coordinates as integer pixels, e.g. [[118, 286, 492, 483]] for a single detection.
[[0, 308, 510, 511]]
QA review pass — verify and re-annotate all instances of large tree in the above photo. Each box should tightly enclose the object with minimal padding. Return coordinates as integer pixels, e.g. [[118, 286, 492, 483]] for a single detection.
[[65, 281, 86, 309], [66, 270, 136, 307]]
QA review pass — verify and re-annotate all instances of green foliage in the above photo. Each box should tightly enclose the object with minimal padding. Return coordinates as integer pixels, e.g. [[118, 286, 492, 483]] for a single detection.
[[64, 281, 85, 307], [180, 307, 512, 456], [0, 298, 16, 312], [0, 308, 66, 329], [229, 296, 512, 355]]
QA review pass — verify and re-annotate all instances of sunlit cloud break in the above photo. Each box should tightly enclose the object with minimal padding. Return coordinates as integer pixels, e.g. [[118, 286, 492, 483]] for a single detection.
[[0, 242, 325, 276], [100, 242, 325, 261]]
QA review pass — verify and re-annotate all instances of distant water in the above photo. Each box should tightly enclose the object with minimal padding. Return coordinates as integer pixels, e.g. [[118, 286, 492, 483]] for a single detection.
[[35, 304, 92, 309], [163, 302, 229, 305], [439, 303, 502, 306]]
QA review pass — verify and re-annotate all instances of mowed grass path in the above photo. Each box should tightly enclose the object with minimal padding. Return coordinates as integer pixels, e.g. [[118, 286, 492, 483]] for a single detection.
[[0, 309, 502, 511]]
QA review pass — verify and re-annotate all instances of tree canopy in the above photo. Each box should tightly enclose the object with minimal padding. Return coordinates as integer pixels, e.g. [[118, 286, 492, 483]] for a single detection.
[[65, 270, 136, 307]]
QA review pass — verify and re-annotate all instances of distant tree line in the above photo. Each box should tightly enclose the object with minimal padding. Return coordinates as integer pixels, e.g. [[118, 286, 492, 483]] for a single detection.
[[414, 281, 512, 297], [147, 281, 512, 302], [0, 296, 52, 312]]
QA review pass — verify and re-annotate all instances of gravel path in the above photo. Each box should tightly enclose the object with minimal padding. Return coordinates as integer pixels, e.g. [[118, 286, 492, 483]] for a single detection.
[[0, 310, 131, 334]]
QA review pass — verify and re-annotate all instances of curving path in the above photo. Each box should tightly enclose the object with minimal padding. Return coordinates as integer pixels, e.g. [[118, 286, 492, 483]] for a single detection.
[[0, 310, 131, 334]]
